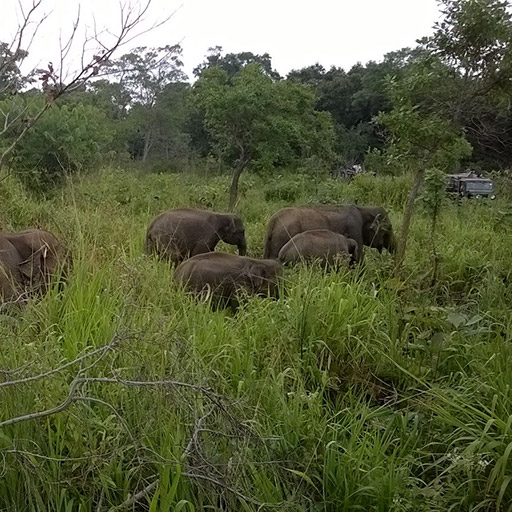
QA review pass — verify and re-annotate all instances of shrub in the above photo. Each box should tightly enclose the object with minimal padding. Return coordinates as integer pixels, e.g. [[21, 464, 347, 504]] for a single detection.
[[9, 99, 113, 192]]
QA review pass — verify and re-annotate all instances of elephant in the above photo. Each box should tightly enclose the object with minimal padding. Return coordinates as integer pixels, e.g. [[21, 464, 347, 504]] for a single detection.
[[145, 208, 247, 264], [263, 204, 395, 261], [0, 229, 68, 304], [174, 252, 283, 309], [278, 229, 359, 268]]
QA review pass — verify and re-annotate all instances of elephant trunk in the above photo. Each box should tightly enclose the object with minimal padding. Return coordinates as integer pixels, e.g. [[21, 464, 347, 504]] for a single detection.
[[238, 239, 247, 256], [387, 233, 397, 254]]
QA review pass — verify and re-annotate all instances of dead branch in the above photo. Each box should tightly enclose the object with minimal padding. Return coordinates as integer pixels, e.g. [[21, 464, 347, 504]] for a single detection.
[[182, 471, 280, 508], [109, 478, 159, 511], [0, 376, 84, 428], [0, 375, 217, 430], [0, 333, 124, 388], [110, 471, 280, 511]]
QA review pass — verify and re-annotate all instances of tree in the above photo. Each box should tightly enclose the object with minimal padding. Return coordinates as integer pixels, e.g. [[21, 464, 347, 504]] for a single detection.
[[6, 99, 113, 192], [193, 47, 281, 80], [105, 45, 187, 163], [421, 0, 512, 168], [193, 64, 335, 209], [0, 42, 30, 95], [0, 0, 174, 175], [375, 68, 472, 275], [287, 52, 418, 165], [372, 0, 512, 273]]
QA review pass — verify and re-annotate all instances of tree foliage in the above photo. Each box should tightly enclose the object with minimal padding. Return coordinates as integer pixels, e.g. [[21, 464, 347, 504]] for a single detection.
[[104, 45, 188, 163], [193, 46, 280, 79], [0, 42, 30, 96], [193, 63, 335, 208], [6, 98, 113, 192]]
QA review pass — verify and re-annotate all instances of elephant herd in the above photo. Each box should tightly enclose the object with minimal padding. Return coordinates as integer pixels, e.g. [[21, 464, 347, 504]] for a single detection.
[[0, 204, 396, 310]]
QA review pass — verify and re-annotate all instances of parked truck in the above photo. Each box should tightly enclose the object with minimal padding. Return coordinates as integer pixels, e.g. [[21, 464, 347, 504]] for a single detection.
[[446, 171, 496, 200]]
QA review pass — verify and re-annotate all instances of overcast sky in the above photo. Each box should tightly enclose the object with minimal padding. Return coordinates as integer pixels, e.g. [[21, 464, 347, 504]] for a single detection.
[[2, 0, 441, 81]]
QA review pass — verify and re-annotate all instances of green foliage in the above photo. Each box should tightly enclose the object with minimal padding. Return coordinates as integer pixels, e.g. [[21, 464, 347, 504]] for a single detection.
[[0, 42, 29, 96], [193, 63, 336, 173], [421, 0, 512, 168], [375, 69, 473, 172], [0, 169, 511, 510], [420, 168, 448, 219], [428, 0, 512, 80], [103, 46, 189, 163], [7, 99, 113, 192], [193, 46, 280, 79]]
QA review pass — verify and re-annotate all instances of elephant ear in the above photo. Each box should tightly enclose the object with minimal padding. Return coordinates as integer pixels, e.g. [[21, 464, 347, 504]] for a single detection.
[[18, 245, 48, 289], [369, 213, 383, 233]]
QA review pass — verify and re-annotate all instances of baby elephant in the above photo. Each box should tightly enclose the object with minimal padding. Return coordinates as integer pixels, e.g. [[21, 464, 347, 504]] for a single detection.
[[0, 229, 69, 304], [146, 208, 247, 264], [174, 252, 283, 309], [278, 229, 359, 268]]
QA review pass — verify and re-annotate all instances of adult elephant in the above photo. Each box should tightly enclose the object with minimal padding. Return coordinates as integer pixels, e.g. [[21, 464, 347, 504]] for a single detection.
[[278, 229, 359, 268], [263, 204, 395, 261], [174, 252, 283, 309], [0, 229, 68, 303], [145, 208, 247, 264]]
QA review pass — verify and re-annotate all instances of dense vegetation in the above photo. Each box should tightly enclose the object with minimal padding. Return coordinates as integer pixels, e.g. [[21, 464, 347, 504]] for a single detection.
[[2, 0, 512, 198], [0, 169, 511, 510], [1, 0, 512, 509]]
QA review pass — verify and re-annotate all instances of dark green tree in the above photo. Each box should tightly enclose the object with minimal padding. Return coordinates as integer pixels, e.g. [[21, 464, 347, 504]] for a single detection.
[[106, 45, 188, 163], [193, 46, 280, 80], [6, 98, 113, 192], [0, 42, 30, 96], [193, 64, 335, 209], [421, 0, 512, 167], [288, 51, 419, 165]]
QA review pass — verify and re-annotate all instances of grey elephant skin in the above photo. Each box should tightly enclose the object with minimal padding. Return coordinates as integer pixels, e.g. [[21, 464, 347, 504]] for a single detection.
[[0, 229, 68, 303], [278, 229, 359, 268], [174, 252, 283, 308], [146, 208, 247, 264], [263, 205, 396, 261]]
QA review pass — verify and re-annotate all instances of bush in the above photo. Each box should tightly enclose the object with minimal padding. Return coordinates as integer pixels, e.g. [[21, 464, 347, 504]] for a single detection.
[[9, 100, 113, 192], [351, 172, 412, 209]]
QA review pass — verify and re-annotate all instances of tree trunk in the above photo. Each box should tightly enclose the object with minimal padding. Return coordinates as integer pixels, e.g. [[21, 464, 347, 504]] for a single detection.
[[394, 168, 424, 276], [228, 146, 249, 211], [142, 131, 152, 163], [229, 162, 246, 211]]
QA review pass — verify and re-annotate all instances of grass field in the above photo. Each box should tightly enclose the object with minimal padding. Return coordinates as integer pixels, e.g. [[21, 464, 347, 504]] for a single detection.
[[1, 168, 511, 511]]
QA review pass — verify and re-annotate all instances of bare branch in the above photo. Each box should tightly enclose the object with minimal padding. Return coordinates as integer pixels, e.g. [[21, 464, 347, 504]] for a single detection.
[[1, 0, 177, 174], [0, 375, 217, 430], [0, 333, 124, 388], [109, 478, 159, 511], [0, 377, 83, 428]]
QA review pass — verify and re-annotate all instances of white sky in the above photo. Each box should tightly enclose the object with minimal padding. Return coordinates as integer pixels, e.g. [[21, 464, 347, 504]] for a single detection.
[[1, 0, 441, 81]]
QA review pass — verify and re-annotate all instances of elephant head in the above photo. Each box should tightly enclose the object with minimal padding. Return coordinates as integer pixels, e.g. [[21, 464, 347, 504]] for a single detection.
[[242, 260, 283, 298], [0, 229, 69, 302], [19, 241, 68, 291], [219, 214, 247, 256], [359, 206, 396, 254]]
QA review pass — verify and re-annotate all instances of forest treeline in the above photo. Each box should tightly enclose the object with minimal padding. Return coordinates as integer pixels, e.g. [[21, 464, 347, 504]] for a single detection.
[[1, 0, 512, 196]]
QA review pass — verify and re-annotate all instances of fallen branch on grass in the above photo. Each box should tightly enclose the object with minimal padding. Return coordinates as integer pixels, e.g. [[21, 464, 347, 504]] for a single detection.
[[0, 375, 216, 429], [0, 333, 125, 388]]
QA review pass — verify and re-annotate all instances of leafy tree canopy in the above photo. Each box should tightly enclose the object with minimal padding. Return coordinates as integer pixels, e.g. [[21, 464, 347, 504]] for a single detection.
[[193, 63, 335, 208], [193, 46, 281, 80]]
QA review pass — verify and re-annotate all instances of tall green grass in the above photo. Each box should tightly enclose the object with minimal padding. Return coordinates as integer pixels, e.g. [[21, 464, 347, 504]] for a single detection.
[[0, 169, 511, 510]]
